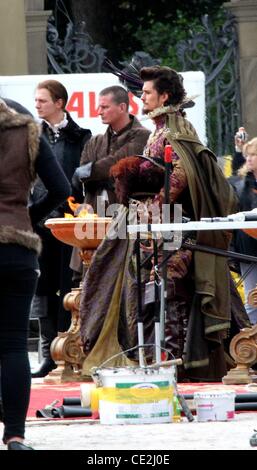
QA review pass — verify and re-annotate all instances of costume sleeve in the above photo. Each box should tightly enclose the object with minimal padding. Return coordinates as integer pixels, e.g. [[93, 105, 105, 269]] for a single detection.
[[29, 136, 71, 224]]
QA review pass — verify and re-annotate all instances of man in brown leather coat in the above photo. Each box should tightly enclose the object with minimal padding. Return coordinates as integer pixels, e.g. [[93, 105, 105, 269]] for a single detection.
[[72, 85, 150, 214]]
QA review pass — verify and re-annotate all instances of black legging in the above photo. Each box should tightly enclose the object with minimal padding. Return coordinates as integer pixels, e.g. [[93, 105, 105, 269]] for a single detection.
[[0, 244, 39, 443]]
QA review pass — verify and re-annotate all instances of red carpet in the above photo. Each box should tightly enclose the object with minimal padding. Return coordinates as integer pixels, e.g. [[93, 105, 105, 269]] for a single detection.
[[28, 381, 257, 420], [28, 382, 83, 419]]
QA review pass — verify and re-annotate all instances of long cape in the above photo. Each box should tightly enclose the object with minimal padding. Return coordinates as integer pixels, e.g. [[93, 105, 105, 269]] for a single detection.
[[165, 113, 238, 368], [80, 111, 240, 376]]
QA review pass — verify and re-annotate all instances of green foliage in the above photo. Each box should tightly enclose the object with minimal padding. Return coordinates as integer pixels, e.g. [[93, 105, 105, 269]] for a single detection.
[[132, 8, 227, 69], [133, 18, 202, 69]]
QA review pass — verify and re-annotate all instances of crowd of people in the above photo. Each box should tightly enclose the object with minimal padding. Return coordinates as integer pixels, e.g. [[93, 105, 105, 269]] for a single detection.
[[0, 67, 256, 449]]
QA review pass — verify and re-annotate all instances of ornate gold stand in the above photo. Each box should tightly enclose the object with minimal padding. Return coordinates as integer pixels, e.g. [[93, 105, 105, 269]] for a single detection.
[[222, 324, 257, 384], [223, 286, 257, 385], [44, 285, 84, 383], [43, 217, 111, 384]]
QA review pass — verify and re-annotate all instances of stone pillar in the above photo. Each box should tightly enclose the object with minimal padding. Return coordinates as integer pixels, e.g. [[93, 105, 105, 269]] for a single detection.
[[224, 0, 257, 138], [0, 0, 28, 74], [25, 0, 45, 8], [25, 0, 52, 74]]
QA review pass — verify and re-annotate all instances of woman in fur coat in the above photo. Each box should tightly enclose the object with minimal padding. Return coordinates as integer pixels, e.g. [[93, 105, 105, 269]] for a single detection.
[[0, 99, 70, 450]]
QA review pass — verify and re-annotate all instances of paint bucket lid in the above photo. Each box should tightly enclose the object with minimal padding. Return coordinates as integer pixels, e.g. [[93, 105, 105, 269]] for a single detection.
[[94, 366, 175, 377]]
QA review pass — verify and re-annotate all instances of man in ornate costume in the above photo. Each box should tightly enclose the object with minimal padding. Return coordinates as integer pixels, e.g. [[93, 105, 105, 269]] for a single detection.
[[80, 66, 249, 381]]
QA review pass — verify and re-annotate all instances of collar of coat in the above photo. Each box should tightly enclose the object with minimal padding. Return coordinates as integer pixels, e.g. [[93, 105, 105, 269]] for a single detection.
[[42, 110, 91, 142]]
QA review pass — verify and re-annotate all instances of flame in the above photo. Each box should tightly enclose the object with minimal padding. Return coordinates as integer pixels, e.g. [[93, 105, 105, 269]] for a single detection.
[[64, 196, 98, 219], [67, 196, 80, 213]]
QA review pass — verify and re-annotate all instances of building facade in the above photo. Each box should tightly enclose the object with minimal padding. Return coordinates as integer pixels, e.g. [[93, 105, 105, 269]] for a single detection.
[[0, 0, 50, 75]]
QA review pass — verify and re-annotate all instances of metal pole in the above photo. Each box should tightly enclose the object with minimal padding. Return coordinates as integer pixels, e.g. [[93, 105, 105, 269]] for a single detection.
[[160, 144, 173, 356], [153, 236, 161, 363], [136, 233, 145, 367]]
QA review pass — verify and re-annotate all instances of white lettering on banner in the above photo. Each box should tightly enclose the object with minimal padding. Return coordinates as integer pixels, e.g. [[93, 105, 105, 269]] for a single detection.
[[0, 72, 206, 142]]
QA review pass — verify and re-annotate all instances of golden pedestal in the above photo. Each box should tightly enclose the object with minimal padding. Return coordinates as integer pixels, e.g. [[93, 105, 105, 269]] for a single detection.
[[222, 324, 257, 384], [43, 217, 111, 383]]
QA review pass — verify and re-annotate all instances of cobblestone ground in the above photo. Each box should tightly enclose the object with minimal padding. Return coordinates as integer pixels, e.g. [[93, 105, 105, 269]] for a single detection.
[[0, 353, 256, 451], [0, 412, 256, 451]]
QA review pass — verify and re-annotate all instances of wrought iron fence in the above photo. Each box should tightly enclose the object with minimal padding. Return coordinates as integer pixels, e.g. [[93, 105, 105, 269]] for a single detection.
[[176, 13, 241, 157], [46, 8, 240, 157], [47, 15, 107, 74]]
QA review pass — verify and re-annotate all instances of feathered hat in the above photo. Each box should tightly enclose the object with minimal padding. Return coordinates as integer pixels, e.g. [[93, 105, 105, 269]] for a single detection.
[[104, 55, 198, 111]]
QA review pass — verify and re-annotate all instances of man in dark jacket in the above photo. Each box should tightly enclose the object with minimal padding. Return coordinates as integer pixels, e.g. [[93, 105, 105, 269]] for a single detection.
[[31, 80, 91, 378]]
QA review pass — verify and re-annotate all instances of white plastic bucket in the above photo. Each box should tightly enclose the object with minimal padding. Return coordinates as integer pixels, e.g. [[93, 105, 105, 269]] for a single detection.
[[93, 366, 175, 425], [194, 390, 235, 422]]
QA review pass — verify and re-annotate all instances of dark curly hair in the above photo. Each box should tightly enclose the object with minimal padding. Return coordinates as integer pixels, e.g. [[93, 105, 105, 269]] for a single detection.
[[140, 66, 186, 106]]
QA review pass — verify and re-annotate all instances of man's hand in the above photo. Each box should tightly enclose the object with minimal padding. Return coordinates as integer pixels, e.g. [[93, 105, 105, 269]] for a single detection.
[[72, 163, 93, 190]]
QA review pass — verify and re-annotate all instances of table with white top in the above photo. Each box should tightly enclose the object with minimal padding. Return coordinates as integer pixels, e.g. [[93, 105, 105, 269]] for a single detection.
[[127, 220, 257, 236]]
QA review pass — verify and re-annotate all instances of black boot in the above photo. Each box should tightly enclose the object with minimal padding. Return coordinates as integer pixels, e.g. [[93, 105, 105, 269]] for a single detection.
[[31, 357, 57, 378], [31, 316, 57, 378]]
